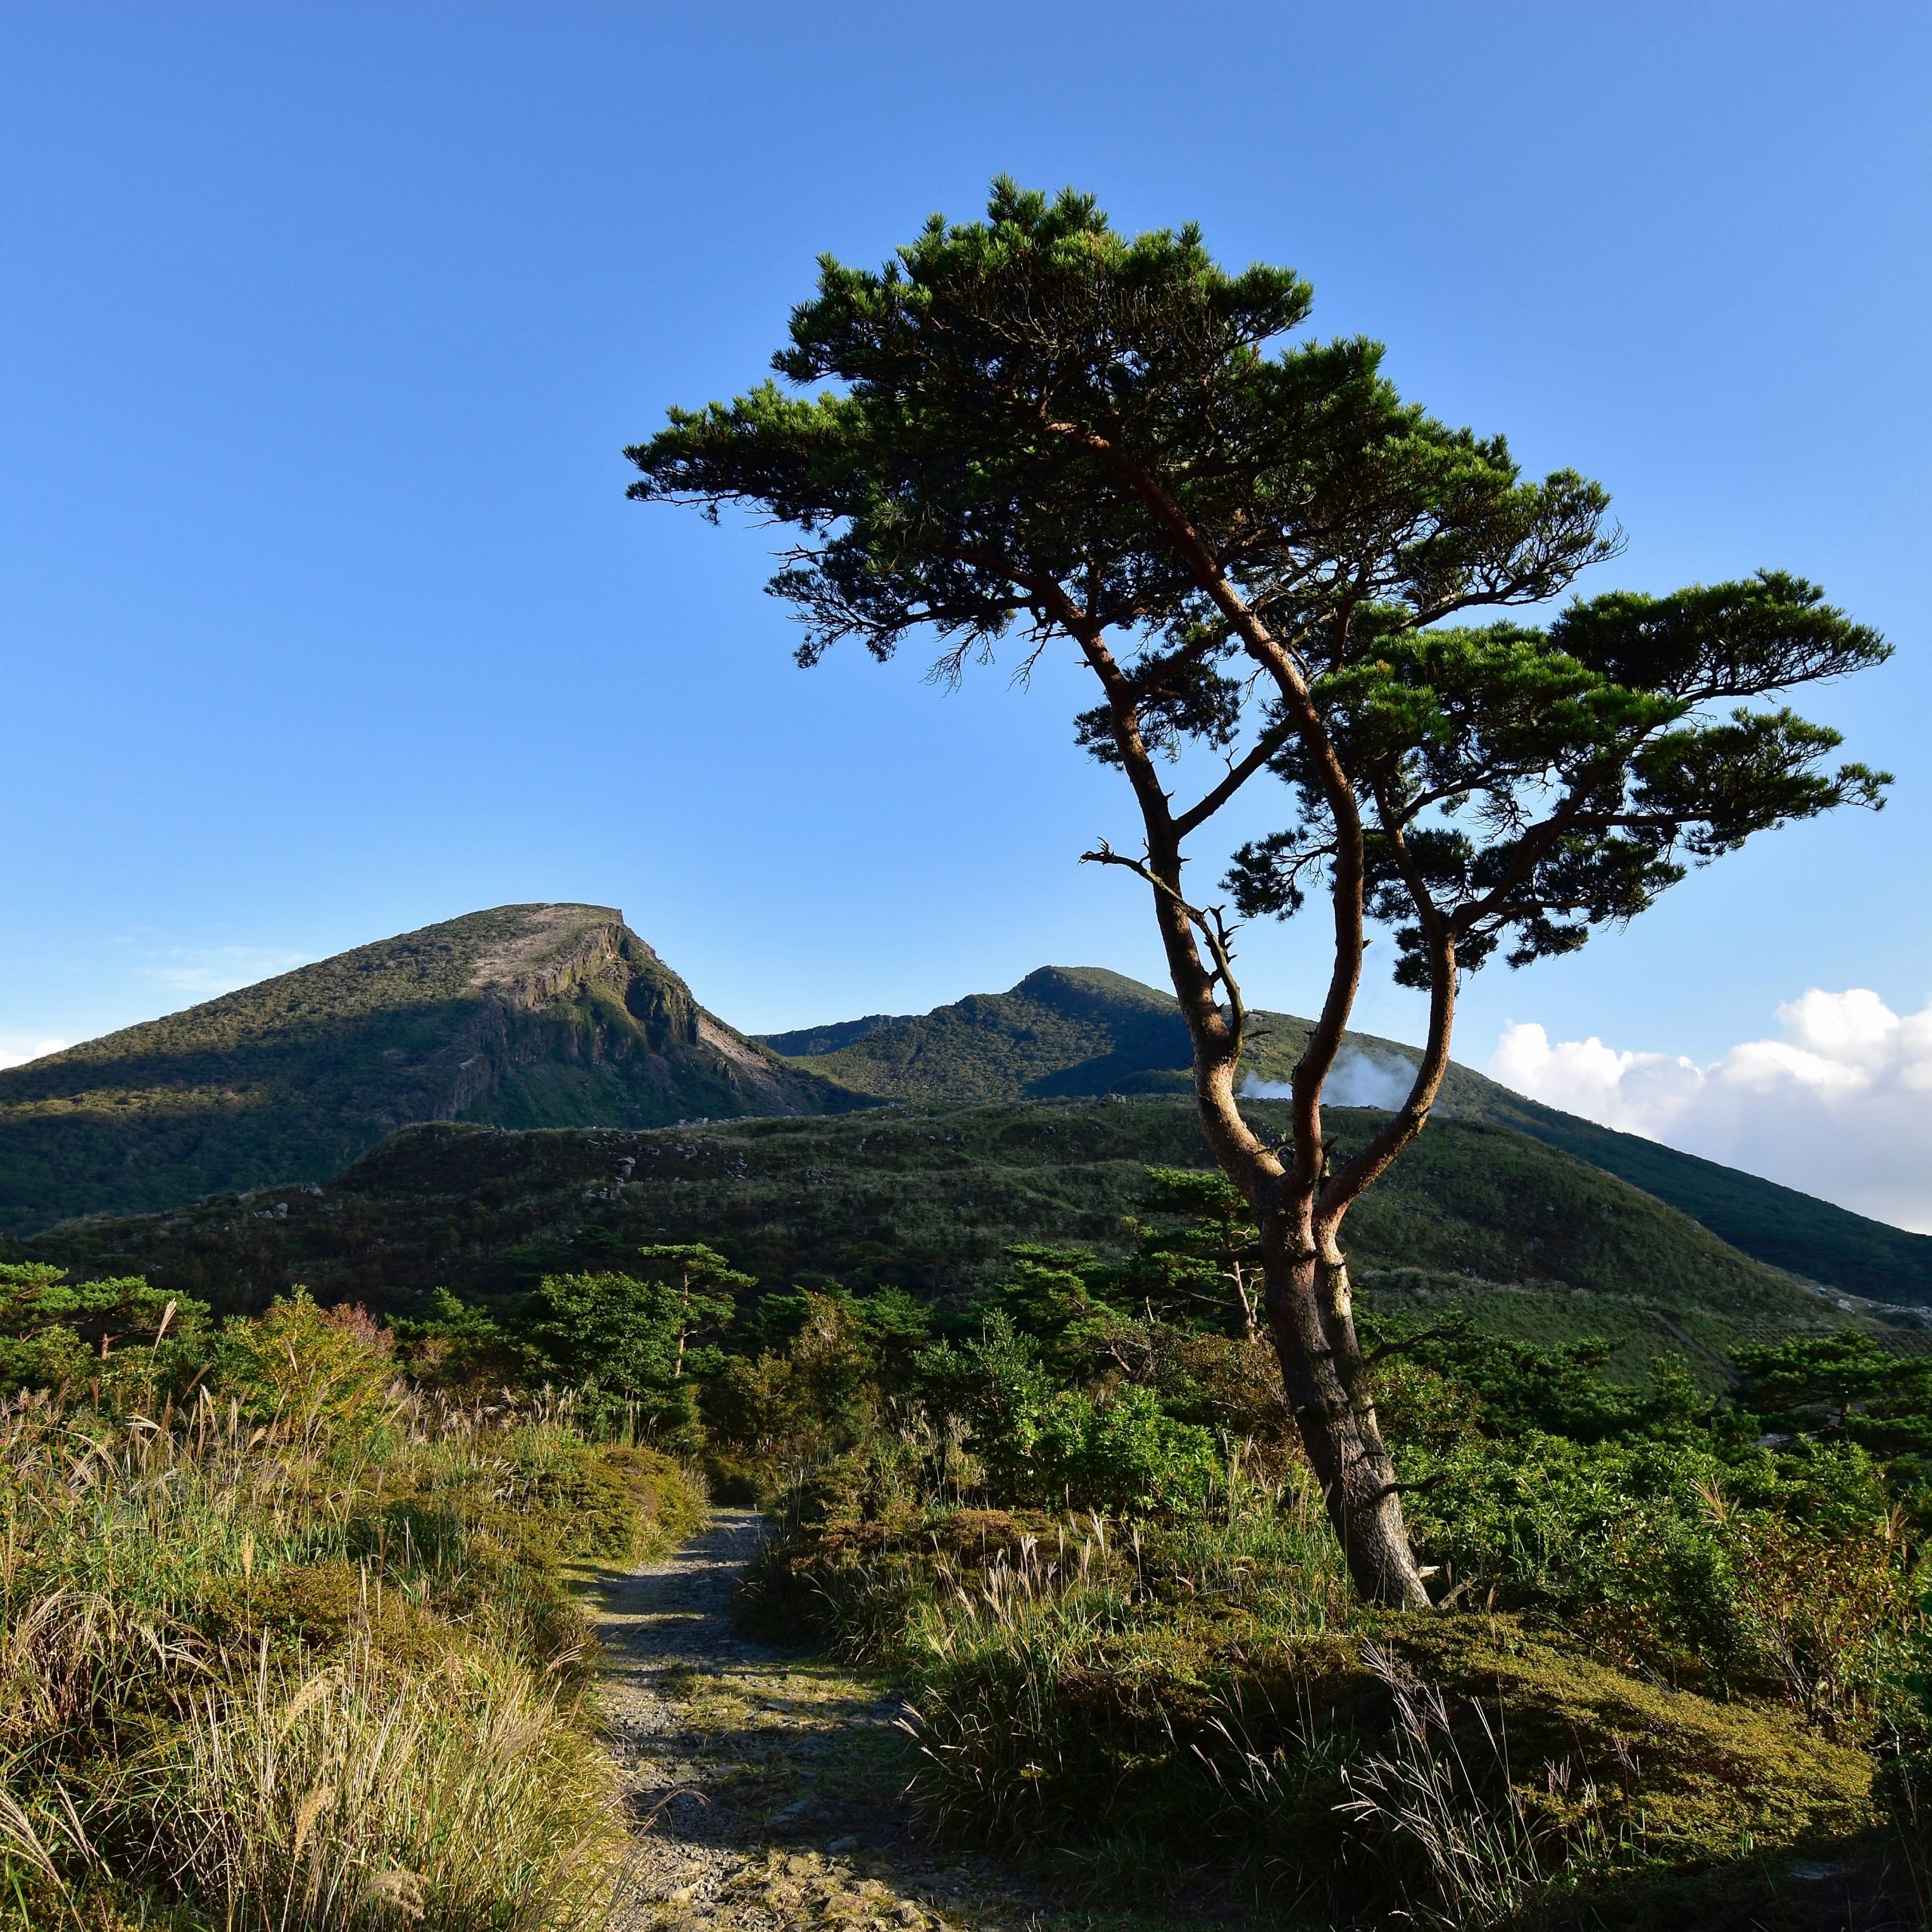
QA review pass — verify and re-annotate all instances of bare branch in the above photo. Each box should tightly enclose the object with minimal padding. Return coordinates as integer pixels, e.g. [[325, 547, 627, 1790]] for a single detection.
[[1364, 1317, 1471, 1369], [1174, 720, 1297, 838], [1081, 841, 1249, 1060]]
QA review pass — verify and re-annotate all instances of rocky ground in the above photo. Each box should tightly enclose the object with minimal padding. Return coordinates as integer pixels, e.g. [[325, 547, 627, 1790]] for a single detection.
[[592, 1509, 1055, 1932]]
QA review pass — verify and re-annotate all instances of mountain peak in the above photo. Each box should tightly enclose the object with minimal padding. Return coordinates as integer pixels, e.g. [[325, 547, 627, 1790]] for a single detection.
[[460, 903, 626, 990], [1010, 965, 1179, 1013], [0, 904, 857, 1233], [767, 963, 1198, 1102]]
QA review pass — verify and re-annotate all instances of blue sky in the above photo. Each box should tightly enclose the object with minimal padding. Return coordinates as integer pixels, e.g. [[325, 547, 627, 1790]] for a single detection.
[[4, 5, 1928, 1217]]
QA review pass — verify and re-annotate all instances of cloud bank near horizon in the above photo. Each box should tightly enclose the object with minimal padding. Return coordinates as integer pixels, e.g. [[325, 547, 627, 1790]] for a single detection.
[[0, 1038, 70, 1071], [1491, 989, 1932, 1235]]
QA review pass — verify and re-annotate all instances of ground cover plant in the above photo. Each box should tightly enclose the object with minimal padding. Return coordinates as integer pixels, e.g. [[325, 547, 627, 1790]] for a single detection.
[[0, 1261, 702, 1930]]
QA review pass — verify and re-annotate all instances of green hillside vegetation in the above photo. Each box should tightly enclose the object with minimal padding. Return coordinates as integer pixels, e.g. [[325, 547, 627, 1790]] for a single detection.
[[10, 1122, 1932, 1923], [1467, 1091, 1932, 1302], [766, 965, 1932, 1301], [761, 962, 1586, 1123], [759, 1011, 915, 1057], [763, 966, 1204, 1098], [0, 903, 860, 1235], [0, 1263, 702, 1927], [11, 908, 1926, 1310], [20, 1097, 1896, 1380]]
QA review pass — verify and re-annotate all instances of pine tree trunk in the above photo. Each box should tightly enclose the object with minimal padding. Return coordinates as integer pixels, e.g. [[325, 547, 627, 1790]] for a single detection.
[[1260, 1206, 1432, 1607]]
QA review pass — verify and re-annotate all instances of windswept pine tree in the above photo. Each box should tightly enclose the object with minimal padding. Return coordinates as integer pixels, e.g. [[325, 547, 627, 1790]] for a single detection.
[[627, 180, 1892, 1603]]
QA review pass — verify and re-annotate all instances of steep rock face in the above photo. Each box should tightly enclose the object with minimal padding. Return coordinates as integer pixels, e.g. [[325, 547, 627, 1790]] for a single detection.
[[0, 904, 861, 1232]]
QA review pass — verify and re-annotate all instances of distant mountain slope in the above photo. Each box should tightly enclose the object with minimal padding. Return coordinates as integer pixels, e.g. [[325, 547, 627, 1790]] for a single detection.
[[758, 1012, 916, 1057], [1457, 1093, 1932, 1303], [766, 966, 1932, 1302], [0, 904, 860, 1233], [17, 916, 1926, 1303], [758, 967, 1202, 1099], [18, 1099, 1876, 1387], [759, 963, 1481, 1106]]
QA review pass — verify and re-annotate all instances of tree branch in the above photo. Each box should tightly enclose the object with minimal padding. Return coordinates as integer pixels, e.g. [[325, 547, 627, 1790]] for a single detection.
[[1035, 420, 1371, 1196], [1364, 1318, 1471, 1369], [1174, 720, 1297, 838], [1081, 841, 1249, 1060], [1318, 795, 1457, 1229], [1451, 777, 1606, 935]]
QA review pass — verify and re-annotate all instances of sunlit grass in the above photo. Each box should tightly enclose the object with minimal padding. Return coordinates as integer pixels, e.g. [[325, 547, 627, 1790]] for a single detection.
[[0, 1374, 697, 1927]]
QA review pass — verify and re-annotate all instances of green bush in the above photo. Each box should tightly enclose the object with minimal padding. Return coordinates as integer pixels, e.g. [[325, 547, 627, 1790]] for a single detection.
[[0, 1260, 210, 1401], [1036, 1383, 1219, 1512], [518, 1244, 748, 1447], [1404, 1429, 1917, 1716]]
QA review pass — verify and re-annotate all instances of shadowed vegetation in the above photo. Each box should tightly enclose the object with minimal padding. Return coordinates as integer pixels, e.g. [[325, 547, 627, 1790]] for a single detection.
[[19, 1100, 1906, 1391]]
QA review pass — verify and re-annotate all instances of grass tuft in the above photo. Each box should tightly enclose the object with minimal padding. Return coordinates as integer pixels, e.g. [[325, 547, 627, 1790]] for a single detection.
[[0, 1367, 703, 1927]]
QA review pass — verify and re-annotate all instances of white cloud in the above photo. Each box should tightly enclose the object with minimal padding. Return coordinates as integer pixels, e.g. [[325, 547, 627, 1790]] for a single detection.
[[0, 1037, 69, 1070], [1242, 1047, 1418, 1109], [1491, 989, 1932, 1234], [136, 947, 310, 1000]]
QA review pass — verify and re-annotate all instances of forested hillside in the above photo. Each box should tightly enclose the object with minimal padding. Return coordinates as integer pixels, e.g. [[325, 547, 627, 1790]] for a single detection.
[[766, 967, 1932, 1300], [0, 904, 860, 1232], [23, 1097, 1896, 1383]]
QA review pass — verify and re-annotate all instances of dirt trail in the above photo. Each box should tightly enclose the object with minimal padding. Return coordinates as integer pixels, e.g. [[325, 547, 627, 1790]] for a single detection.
[[592, 1509, 1042, 1932]]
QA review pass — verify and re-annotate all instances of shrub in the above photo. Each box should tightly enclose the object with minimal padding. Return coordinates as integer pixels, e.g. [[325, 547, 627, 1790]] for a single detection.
[[0, 1261, 210, 1402], [1404, 1430, 1920, 1715], [902, 1574, 1876, 1923], [1037, 1384, 1220, 1512], [518, 1246, 747, 1447], [212, 1291, 397, 1441], [756, 1488, 1883, 1924]]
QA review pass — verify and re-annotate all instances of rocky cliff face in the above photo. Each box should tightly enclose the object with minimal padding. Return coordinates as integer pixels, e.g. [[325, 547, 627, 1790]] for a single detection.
[[440, 917, 856, 1131], [0, 904, 863, 1232]]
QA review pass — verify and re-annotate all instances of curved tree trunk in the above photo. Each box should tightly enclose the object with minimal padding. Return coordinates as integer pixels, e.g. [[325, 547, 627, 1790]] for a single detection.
[[1054, 591, 1438, 1609], [1256, 1201, 1431, 1607]]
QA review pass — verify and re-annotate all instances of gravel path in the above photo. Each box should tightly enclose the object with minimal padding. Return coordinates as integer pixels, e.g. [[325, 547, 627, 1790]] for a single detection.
[[592, 1509, 1045, 1932]]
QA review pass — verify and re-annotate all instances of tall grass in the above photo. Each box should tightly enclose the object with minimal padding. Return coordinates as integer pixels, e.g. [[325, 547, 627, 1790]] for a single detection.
[[1331, 1644, 1647, 1931], [129, 1640, 617, 1931], [0, 1358, 688, 1927]]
